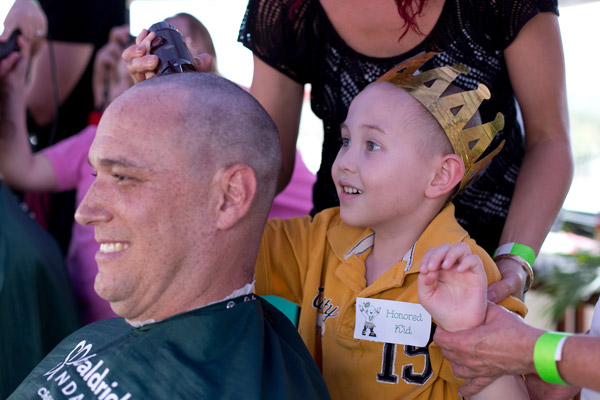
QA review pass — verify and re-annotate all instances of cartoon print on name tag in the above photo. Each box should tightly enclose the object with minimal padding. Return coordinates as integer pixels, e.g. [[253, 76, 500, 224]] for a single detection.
[[359, 302, 381, 337]]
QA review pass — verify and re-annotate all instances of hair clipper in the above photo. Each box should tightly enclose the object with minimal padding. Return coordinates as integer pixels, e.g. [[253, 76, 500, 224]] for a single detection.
[[148, 22, 194, 75]]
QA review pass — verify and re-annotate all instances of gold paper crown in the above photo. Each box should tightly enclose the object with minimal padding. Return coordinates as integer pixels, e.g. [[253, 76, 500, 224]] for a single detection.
[[376, 52, 505, 193]]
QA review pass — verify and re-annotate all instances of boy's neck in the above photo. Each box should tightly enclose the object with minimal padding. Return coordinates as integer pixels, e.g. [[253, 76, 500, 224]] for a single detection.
[[364, 208, 439, 286], [364, 232, 415, 286]]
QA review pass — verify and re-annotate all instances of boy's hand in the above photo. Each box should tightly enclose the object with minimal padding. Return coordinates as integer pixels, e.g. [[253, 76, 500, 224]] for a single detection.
[[123, 29, 213, 84], [418, 243, 487, 332]]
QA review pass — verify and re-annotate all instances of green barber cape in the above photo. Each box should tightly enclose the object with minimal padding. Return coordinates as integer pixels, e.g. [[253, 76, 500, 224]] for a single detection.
[[9, 295, 330, 399], [0, 183, 81, 398]]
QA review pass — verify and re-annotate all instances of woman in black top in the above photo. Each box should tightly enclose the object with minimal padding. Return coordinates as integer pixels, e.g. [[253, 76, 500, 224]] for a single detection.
[[237, 0, 572, 303]]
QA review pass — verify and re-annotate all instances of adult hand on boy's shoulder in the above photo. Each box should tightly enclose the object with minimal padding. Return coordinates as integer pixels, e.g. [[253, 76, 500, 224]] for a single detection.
[[418, 243, 487, 332]]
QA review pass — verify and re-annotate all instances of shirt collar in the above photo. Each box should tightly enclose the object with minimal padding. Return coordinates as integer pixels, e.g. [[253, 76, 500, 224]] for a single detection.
[[330, 203, 464, 274], [126, 280, 256, 328]]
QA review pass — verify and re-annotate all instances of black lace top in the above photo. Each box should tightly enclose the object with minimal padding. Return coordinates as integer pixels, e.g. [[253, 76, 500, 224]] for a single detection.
[[238, 0, 558, 253]]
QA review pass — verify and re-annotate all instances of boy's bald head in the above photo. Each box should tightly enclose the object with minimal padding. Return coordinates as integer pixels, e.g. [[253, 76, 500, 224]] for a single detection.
[[370, 82, 453, 157], [371, 82, 482, 159]]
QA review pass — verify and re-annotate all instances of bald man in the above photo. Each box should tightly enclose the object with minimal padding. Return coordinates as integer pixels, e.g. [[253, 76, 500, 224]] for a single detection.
[[8, 72, 329, 399]]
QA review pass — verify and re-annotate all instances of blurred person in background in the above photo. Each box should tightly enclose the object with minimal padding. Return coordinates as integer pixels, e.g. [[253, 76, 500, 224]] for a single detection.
[[0, 36, 80, 399], [2, 0, 127, 257], [0, 25, 131, 324]]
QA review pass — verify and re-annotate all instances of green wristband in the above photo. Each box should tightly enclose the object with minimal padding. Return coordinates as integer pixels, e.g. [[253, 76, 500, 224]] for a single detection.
[[534, 332, 571, 385], [494, 242, 536, 267]]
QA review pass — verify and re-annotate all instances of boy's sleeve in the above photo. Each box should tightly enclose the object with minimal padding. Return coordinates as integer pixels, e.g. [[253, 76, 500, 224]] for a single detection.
[[256, 214, 326, 305], [468, 238, 528, 317]]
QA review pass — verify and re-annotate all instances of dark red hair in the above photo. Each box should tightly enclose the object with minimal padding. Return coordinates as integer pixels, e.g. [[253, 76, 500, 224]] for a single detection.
[[289, 0, 428, 39], [395, 0, 428, 39]]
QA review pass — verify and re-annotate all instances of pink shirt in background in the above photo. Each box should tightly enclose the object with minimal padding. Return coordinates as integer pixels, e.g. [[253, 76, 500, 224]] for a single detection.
[[268, 150, 316, 220]]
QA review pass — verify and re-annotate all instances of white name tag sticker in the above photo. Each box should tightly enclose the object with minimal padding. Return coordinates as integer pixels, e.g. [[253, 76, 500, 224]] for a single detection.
[[354, 297, 432, 347]]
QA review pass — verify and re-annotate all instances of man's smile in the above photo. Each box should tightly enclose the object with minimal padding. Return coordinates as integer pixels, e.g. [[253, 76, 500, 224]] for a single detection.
[[99, 242, 130, 254]]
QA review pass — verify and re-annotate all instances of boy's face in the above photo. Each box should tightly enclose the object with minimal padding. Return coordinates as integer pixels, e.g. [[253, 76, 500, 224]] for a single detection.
[[332, 83, 442, 230]]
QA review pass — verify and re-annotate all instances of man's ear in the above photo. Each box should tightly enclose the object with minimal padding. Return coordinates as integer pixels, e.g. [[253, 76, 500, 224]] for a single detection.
[[425, 154, 465, 199], [215, 164, 257, 230]]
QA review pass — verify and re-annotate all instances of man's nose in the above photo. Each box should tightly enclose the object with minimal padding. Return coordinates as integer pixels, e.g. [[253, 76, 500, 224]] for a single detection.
[[74, 180, 112, 226]]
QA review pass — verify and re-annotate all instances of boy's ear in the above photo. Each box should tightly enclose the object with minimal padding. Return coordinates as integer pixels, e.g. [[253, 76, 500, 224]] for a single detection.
[[215, 164, 257, 230], [425, 154, 465, 199]]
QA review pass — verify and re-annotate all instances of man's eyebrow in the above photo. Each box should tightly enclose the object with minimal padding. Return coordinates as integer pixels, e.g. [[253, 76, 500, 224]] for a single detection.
[[87, 157, 149, 171]]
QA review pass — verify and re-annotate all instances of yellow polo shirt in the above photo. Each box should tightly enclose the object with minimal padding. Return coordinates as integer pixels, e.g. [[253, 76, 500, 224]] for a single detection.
[[256, 203, 526, 400]]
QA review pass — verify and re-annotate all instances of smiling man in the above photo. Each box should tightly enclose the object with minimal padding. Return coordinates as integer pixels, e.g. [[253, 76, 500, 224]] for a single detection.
[[8, 72, 329, 399]]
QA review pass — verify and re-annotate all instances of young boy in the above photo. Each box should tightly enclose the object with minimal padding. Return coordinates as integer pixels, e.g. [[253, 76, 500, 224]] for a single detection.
[[255, 53, 528, 399]]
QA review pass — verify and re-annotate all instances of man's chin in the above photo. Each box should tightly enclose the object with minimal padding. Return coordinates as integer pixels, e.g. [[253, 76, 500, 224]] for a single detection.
[[94, 277, 125, 305], [94, 276, 110, 299], [104, 298, 130, 319]]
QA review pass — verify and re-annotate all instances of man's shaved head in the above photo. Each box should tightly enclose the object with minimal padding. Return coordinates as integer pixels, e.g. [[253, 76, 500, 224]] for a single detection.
[[109, 72, 282, 217], [80, 72, 282, 319]]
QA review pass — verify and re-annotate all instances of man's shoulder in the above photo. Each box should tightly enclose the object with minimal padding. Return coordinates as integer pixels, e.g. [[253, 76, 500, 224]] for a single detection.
[[39, 317, 130, 360], [63, 316, 129, 342], [10, 297, 329, 399]]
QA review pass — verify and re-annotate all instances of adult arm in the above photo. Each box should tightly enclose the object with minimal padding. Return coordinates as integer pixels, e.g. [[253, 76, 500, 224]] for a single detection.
[[488, 12, 573, 302], [524, 373, 581, 400], [0, 38, 57, 192], [434, 302, 595, 397], [250, 56, 304, 193], [26, 40, 94, 127]]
